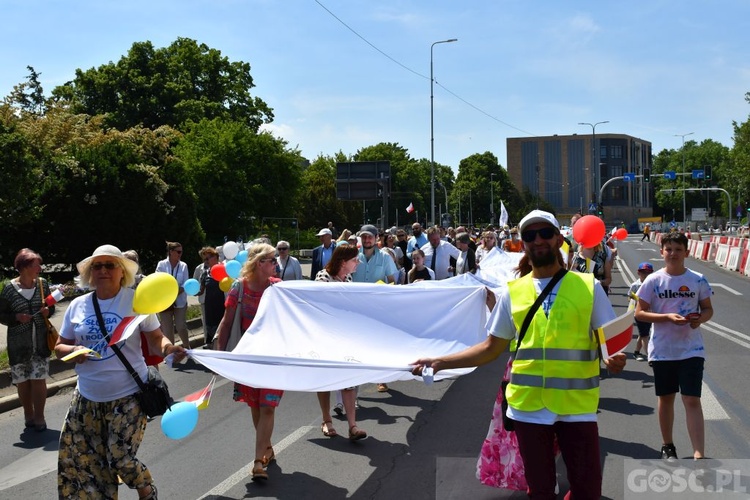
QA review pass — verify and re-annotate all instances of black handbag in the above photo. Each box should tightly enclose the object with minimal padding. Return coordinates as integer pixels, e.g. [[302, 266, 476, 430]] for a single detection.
[[92, 294, 174, 417], [502, 268, 567, 431]]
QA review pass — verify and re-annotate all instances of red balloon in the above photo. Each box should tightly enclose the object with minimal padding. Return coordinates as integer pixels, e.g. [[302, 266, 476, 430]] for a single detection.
[[210, 263, 228, 282], [572, 215, 606, 248], [615, 228, 628, 240]]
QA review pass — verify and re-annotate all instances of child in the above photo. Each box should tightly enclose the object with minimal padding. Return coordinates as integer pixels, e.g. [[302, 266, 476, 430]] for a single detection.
[[407, 249, 435, 283], [635, 232, 713, 461], [629, 262, 654, 361]]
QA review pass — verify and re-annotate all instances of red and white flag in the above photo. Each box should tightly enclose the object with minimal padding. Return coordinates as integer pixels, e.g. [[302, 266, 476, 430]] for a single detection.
[[406, 202, 415, 213], [595, 310, 634, 359], [108, 315, 149, 345], [183, 376, 216, 410]]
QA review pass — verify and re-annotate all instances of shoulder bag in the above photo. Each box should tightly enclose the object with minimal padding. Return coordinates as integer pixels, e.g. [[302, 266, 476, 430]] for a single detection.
[[92, 294, 173, 417], [223, 279, 245, 352], [38, 279, 59, 351], [501, 268, 567, 431]]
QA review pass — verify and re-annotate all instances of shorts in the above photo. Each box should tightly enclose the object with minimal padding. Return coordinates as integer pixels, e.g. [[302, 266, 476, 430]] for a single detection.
[[635, 320, 651, 337], [233, 383, 283, 408], [11, 354, 49, 384], [652, 357, 704, 397]]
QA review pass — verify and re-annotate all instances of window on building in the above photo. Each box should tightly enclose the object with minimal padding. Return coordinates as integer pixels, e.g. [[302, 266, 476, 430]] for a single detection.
[[610, 145, 623, 159], [611, 165, 623, 177], [599, 145, 607, 159], [612, 186, 625, 201]]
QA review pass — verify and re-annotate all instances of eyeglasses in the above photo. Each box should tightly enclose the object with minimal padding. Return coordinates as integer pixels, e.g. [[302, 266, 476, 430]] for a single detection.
[[172, 249, 182, 254], [261, 257, 278, 264], [521, 227, 558, 243], [91, 262, 118, 271], [277, 247, 289, 251]]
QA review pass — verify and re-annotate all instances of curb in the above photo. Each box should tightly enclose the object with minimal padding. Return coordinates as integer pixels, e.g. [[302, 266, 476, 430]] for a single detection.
[[0, 320, 206, 414]]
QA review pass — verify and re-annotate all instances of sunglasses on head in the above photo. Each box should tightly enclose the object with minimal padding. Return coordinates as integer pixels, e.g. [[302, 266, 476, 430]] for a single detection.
[[521, 227, 558, 243], [91, 262, 118, 271]]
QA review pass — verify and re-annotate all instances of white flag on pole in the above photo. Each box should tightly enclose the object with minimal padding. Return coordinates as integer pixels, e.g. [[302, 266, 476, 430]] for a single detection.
[[499, 201, 509, 227]]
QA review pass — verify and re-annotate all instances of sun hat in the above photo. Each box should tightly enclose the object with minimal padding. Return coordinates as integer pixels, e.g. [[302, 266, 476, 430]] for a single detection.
[[316, 228, 332, 237], [637, 262, 654, 273], [518, 209, 560, 233], [76, 244, 139, 276]]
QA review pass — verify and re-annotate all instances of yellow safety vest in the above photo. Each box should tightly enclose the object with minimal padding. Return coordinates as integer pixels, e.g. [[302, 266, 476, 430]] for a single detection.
[[506, 272, 599, 415]]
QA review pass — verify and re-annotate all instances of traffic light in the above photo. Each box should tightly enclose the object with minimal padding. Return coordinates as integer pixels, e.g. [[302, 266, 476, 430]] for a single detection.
[[643, 168, 651, 182], [597, 204, 603, 216], [704, 165, 712, 180]]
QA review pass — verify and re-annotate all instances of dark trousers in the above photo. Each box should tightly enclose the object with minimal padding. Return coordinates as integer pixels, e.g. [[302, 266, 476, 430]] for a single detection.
[[514, 420, 602, 500]]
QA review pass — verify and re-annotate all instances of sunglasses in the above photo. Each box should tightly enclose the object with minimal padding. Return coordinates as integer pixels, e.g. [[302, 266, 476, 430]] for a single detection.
[[521, 227, 558, 242], [277, 247, 289, 251], [172, 249, 182, 254], [91, 262, 118, 271]]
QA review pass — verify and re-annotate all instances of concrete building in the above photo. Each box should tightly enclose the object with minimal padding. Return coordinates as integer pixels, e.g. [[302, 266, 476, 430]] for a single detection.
[[507, 133, 653, 225]]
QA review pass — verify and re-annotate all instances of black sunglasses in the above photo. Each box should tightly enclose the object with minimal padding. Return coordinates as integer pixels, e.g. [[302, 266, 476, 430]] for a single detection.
[[277, 247, 289, 251], [91, 262, 118, 271], [521, 227, 558, 243]]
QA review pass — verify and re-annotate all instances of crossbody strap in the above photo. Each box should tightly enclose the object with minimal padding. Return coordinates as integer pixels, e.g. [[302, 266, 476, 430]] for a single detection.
[[92, 294, 146, 391], [514, 268, 567, 355]]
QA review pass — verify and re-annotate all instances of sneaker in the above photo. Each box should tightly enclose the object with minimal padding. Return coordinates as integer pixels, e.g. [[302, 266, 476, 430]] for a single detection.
[[661, 443, 678, 461], [332, 403, 344, 417], [634, 350, 641, 359], [635, 352, 647, 362]]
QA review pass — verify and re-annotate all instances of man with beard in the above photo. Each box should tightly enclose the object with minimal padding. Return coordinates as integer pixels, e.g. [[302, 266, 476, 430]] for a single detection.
[[351, 224, 397, 284], [412, 209, 626, 499], [406, 223, 428, 264]]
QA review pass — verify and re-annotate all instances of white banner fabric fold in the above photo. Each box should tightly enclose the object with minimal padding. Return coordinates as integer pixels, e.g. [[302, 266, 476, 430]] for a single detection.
[[189, 281, 491, 391]]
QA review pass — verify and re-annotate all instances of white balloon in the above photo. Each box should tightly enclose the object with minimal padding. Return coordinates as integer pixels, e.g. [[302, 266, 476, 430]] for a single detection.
[[223, 241, 239, 260]]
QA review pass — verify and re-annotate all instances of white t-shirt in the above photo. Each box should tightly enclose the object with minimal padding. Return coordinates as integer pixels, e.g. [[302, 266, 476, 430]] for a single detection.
[[637, 268, 713, 361], [60, 288, 161, 402], [487, 275, 614, 425]]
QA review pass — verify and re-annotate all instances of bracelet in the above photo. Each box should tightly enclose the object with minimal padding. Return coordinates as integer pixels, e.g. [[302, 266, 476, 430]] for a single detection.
[[162, 343, 173, 357]]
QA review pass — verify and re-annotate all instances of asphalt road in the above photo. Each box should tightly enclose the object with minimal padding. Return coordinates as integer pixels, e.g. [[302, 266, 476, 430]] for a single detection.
[[1, 239, 750, 499]]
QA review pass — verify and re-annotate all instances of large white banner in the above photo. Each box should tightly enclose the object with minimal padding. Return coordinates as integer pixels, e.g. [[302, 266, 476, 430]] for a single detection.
[[188, 251, 522, 391]]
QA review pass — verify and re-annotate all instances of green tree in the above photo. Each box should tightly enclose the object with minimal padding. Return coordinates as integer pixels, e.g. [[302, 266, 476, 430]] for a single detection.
[[5, 66, 46, 115], [52, 38, 273, 132], [453, 152, 522, 226], [176, 118, 303, 242]]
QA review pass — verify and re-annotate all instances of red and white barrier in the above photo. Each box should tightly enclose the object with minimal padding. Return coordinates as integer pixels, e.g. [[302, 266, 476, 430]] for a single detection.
[[726, 246, 742, 271]]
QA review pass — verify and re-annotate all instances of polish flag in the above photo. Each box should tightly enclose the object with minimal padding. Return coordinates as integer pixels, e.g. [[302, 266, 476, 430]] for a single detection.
[[406, 202, 415, 213], [108, 315, 149, 345], [183, 376, 216, 410], [45, 289, 65, 306], [596, 310, 634, 359]]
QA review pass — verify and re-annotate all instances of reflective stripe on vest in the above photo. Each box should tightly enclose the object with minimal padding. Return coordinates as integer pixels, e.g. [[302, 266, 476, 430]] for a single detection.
[[506, 271, 599, 415]]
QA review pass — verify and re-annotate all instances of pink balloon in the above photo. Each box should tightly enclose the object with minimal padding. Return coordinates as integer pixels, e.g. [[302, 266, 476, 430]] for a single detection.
[[572, 215, 606, 248]]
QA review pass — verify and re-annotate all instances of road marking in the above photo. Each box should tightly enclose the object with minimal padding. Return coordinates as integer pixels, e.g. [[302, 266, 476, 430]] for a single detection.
[[0, 445, 56, 491], [709, 283, 742, 296], [197, 425, 314, 499], [702, 381, 730, 420], [703, 321, 750, 348]]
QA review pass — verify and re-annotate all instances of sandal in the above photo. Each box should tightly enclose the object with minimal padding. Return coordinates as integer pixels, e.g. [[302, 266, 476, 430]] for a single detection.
[[24, 419, 34, 429], [139, 484, 157, 500], [377, 383, 389, 392], [262, 446, 275, 467], [251, 460, 268, 481], [321, 421, 338, 437], [349, 425, 367, 441]]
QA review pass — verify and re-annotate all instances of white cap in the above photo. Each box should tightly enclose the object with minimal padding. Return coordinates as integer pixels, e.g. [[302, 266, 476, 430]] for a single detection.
[[316, 228, 333, 237], [518, 210, 560, 233]]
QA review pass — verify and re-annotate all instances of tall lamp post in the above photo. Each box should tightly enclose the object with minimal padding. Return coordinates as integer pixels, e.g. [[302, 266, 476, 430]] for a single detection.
[[430, 38, 458, 227], [675, 132, 694, 228], [490, 173, 496, 226], [578, 121, 609, 206]]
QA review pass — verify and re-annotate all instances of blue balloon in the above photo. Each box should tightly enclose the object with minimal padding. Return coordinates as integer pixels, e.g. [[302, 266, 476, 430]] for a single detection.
[[225, 260, 242, 279], [160, 401, 199, 440], [236, 250, 248, 264], [183, 278, 200, 296]]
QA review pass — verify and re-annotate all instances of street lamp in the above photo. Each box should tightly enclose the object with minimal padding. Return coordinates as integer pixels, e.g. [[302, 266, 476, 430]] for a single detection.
[[675, 132, 694, 229], [490, 173, 496, 226], [578, 121, 609, 205], [430, 38, 458, 227]]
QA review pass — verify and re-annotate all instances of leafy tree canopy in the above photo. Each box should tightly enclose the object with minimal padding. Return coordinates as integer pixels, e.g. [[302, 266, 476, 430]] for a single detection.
[[52, 38, 273, 132]]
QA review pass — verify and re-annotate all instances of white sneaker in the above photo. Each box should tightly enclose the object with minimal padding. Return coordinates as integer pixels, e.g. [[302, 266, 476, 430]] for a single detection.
[[332, 403, 344, 416]]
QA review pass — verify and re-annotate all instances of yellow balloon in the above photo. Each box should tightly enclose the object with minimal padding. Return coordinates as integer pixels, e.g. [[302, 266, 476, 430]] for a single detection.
[[133, 273, 179, 314], [219, 277, 234, 292]]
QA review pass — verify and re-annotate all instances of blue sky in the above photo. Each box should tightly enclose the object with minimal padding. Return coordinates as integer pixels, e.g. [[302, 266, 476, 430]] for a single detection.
[[3, 1, 749, 173]]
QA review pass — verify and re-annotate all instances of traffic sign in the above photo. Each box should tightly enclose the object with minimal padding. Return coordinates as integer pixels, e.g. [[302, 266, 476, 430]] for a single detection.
[[692, 169, 704, 179], [588, 202, 597, 212], [623, 173, 635, 182], [664, 171, 676, 180]]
